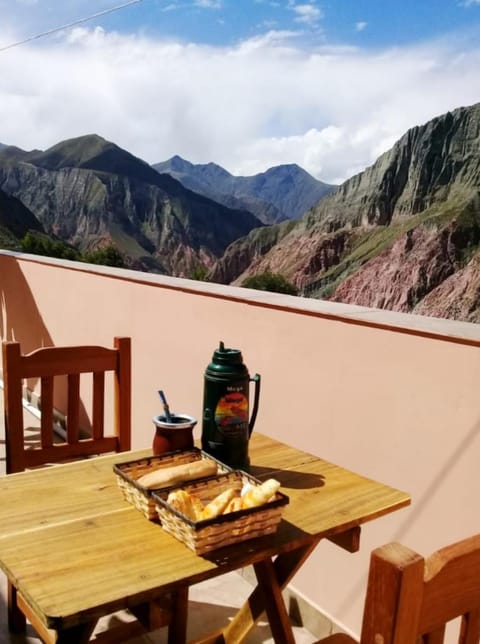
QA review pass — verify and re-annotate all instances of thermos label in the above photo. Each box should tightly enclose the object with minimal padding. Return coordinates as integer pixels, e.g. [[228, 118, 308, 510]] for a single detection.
[[214, 391, 249, 436]]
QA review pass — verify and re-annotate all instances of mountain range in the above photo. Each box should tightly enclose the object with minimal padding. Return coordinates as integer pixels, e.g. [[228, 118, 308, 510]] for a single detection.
[[1, 101, 479, 323], [153, 156, 334, 224], [0, 136, 264, 275]]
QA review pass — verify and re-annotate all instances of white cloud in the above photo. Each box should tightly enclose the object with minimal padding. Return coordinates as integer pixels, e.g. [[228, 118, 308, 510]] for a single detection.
[[290, 3, 323, 25], [0, 25, 479, 184], [355, 21, 367, 32], [194, 0, 222, 8], [233, 29, 300, 53]]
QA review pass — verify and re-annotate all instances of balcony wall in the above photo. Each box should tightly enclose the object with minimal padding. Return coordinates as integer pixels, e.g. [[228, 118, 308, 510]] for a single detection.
[[1, 249, 480, 636]]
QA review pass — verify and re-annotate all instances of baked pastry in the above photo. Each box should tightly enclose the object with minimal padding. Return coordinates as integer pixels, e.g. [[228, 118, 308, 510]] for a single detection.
[[167, 489, 204, 521], [241, 478, 280, 509], [137, 459, 217, 490], [200, 487, 240, 520]]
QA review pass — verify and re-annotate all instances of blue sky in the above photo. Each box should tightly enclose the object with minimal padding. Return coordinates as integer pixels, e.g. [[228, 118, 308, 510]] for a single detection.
[[0, 1, 480, 183], [120, 0, 480, 48], [4, 1, 479, 48]]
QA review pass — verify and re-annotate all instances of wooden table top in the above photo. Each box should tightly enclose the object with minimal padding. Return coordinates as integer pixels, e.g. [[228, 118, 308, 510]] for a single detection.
[[0, 433, 410, 630]]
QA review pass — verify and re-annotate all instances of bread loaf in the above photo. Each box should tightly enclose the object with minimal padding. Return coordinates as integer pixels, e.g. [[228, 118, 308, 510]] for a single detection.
[[224, 495, 243, 514], [241, 478, 280, 509], [163, 477, 281, 522], [200, 487, 240, 520], [167, 489, 204, 521], [137, 459, 217, 490]]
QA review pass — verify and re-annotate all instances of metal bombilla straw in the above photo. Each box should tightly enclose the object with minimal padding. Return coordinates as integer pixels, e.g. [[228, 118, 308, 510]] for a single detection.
[[158, 390, 173, 423]]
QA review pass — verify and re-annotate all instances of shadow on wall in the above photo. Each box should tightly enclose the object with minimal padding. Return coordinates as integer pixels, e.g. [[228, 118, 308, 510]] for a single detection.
[[0, 254, 91, 433], [0, 255, 53, 352]]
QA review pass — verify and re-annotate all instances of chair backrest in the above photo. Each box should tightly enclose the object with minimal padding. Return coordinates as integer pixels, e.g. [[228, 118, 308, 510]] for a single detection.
[[360, 534, 480, 643], [2, 336, 131, 473]]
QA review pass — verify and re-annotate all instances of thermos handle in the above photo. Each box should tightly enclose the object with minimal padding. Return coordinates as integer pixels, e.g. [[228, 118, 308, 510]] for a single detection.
[[248, 373, 261, 437]]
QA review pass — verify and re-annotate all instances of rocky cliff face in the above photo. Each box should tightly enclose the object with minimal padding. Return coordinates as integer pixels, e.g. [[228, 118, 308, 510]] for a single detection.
[[0, 135, 263, 276], [413, 251, 480, 322], [219, 103, 480, 322], [329, 216, 469, 310], [302, 103, 480, 231]]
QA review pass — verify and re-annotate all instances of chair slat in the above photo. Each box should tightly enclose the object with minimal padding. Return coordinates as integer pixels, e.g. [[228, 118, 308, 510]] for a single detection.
[[92, 372, 105, 440], [40, 376, 54, 449], [67, 373, 80, 443], [23, 437, 120, 468], [460, 609, 480, 644], [19, 345, 118, 378], [3, 342, 26, 474], [114, 336, 131, 452]]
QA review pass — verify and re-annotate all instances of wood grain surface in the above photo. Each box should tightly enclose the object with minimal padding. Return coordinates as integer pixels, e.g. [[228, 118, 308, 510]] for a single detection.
[[0, 434, 410, 633]]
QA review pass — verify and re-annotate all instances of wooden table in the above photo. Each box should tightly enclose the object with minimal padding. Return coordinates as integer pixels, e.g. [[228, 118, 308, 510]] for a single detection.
[[0, 433, 410, 643]]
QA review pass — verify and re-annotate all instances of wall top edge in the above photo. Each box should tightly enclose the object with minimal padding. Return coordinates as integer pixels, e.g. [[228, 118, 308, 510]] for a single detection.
[[2, 250, 479, 346]]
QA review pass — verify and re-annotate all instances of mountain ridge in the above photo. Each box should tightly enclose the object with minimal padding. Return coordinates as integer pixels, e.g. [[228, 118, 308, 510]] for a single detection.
[[0, 134, 264, 276], [212, 102, 480, 322], [1, 103, 479, 322], [153, 156, 335, 224]]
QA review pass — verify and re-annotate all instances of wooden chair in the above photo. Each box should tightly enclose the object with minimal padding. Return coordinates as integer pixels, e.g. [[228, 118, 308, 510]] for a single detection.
[[2, 336, 131, 474], [2, 336, 132, 636], [2, 336, 189, 643], [317, 533, 480, 644]]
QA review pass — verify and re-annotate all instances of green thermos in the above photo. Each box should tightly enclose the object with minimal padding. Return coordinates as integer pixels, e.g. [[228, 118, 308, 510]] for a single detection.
[[201, 341, 261, 470]]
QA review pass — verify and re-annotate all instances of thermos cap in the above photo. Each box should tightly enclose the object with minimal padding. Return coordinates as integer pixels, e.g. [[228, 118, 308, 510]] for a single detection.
[[211, 341, 243, 365]]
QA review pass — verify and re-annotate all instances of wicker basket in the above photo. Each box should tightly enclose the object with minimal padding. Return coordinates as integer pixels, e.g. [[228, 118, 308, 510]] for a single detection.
[[114, 448, 231, 520], [152, 470, 289, 554]]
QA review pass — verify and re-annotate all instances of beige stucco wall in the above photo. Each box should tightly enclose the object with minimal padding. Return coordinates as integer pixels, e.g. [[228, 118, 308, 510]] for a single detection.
[[1, 250, 480, 635]]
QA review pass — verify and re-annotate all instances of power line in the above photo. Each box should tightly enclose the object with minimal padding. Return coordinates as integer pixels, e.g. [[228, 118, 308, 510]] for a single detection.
[[0, 0, 144, 52]]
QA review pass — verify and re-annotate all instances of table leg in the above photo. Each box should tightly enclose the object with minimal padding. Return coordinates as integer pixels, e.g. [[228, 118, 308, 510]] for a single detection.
[[168, 586, 189, 644], [253, 558, 296, 644], [128, 587, 189, 644], [220, 539, 319, 644], [8, 582, 26, 632]]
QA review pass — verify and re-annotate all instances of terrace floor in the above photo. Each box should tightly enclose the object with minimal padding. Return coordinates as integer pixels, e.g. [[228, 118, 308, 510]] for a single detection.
[[0, 393, 321, 643]]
